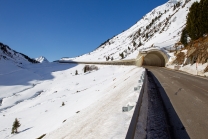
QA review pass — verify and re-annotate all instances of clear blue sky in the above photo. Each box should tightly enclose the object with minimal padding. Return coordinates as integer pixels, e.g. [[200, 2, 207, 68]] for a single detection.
[[0, 0, 167, 61]]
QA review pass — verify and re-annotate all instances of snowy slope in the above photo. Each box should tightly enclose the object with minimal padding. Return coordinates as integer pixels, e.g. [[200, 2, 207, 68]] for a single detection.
[[0, 42, 42, 97], [35, 56, 49, 63], [0, 43, 40, 88], [0, 62, 144, 139], [61, 0, 196, 62]]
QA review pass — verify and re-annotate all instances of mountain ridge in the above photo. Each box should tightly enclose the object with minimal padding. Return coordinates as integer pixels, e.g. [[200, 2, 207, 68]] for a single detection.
[[61, 0, 194, 62], [0, 42, 39, 65]]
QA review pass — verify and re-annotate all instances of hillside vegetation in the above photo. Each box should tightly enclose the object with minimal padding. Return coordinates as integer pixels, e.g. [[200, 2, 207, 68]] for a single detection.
[[175, 0, 208, 68], [181, 0, 208, 45]]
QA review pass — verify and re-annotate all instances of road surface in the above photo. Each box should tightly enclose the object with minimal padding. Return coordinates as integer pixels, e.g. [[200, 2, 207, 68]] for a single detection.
[[146, 66, 208, 139]]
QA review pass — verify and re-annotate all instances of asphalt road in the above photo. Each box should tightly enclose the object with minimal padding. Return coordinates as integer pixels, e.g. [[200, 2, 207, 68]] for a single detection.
[[145, 66, 208, 139]]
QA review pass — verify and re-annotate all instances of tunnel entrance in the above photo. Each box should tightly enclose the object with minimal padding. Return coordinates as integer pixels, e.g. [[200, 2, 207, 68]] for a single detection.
[[142, 51, 166, 67]]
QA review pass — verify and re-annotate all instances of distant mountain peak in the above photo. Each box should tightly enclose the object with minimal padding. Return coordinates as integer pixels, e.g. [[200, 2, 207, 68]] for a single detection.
[[35, 56, 49, 63]]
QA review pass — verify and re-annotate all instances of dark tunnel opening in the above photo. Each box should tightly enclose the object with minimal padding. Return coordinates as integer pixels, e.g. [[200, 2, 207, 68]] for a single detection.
[[142, 51, 166, 67]]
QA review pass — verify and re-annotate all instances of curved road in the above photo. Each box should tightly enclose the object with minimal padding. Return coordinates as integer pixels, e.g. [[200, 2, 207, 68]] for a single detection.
[[145, 66, 208, 139]]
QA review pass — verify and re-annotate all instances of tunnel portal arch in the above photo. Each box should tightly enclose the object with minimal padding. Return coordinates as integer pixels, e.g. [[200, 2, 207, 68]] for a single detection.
[[142, 50, 168, 67]]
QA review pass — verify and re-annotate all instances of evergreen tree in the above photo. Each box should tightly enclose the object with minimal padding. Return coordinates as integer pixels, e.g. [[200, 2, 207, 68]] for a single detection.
[[199, 0, 208, 35], [133, 41, 136, 47], [138, 28, 141, 36], [138, 41, 142, 47], [62, 102, 65, 106], [184, 0, 208, 42], [180, 27, 188, 46], [11, 118, 21, 134], [106, 56, 110, 61], [186, 2, 201, 40], [75, 70, 78, 75], [173, 5, 176, 11], [145, 33, 149, 39], [119, 52, 124, 59]]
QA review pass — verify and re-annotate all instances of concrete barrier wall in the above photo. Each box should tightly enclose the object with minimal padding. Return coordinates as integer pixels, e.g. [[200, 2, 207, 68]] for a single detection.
[[57, 59, 136, 66], [125, 69, 147, 139]]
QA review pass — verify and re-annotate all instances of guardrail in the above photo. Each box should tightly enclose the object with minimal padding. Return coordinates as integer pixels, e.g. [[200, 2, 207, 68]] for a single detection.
[[125, 69, 147, 139]]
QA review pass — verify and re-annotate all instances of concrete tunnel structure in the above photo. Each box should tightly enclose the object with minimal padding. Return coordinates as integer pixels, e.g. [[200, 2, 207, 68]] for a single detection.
[[136, 49, 169, 67]]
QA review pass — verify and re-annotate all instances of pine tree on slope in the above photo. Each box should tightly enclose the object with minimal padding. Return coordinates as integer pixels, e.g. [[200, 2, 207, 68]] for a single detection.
[[11, 118, 21, 134]]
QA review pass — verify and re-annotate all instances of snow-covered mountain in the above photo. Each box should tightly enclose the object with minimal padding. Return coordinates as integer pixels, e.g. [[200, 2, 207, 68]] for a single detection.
[[35, 56, 49, 63], [0, 42, 39, 65], [1, 1, 202, 139], [61, 0, 194, 62]]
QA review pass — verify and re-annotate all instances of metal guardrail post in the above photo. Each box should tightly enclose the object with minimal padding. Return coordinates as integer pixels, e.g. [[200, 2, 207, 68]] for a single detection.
[[125, 69, 147, 139]]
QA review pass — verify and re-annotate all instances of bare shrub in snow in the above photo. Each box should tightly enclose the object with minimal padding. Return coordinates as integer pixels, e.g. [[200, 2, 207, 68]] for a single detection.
[[83, 65, 98, 73]]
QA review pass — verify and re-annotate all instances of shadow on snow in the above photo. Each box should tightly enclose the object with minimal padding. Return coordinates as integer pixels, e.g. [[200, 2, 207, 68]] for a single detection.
[[0, 62, 78, 86]]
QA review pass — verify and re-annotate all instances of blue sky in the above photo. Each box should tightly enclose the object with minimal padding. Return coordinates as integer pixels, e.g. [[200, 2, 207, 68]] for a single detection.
[[0, 0, 167, 61]]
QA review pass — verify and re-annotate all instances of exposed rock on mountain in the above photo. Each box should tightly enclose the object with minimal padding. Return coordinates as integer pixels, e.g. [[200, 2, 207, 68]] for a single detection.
[[0, 42, 39, 64]]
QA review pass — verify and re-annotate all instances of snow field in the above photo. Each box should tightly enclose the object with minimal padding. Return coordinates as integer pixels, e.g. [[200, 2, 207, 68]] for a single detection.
[[0, 62, 144, 139]]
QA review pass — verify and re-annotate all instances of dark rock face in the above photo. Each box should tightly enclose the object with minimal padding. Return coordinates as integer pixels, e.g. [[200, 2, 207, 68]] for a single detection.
[[0, 42, 39, 64]]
